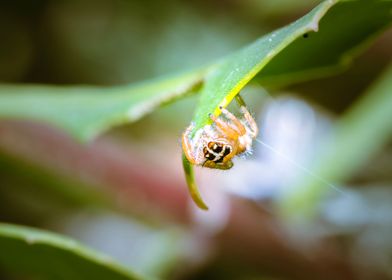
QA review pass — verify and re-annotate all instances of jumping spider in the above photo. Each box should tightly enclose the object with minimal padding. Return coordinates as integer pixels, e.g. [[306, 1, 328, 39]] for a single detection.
[[182, 99, 258, 169]]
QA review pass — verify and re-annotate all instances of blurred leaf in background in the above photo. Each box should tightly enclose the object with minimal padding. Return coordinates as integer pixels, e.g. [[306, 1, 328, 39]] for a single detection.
[[280, 62, 392, 217], [0, 223, 141, 280]]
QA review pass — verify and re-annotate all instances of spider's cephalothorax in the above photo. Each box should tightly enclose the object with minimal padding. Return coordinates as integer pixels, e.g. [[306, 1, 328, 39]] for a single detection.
[[203, 141, 232, 163], [182, 103, 258, 169]]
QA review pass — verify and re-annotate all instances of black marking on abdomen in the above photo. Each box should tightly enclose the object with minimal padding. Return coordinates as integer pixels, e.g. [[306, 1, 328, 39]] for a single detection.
[[212, 145, 232, 163], [223, 146, 231, 157], [204, 143, 232, 163], [205, 153, 216, 161], [213, 145, 223, 153]]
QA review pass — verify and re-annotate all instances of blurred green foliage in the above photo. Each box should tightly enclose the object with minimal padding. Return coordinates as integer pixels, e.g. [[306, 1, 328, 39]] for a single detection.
[[281, 62, 392, 216], [0, 223, 140, 280]]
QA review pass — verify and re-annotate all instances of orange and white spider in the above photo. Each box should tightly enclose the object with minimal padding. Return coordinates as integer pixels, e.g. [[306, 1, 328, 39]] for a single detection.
[[182, 96, 258, 169]]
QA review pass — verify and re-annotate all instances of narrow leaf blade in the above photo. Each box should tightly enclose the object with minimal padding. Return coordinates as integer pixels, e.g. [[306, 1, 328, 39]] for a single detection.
[[0, 223, 141, 280]]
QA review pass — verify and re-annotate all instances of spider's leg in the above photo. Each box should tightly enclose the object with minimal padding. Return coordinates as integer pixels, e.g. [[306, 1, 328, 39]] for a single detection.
[[240, 106, 258, 138], [219, 106, 247, 136], [209, 112, 239, 141], [235, 94, 258, 137], [235, 94, 246, 107], [182, 124, 200, 165]]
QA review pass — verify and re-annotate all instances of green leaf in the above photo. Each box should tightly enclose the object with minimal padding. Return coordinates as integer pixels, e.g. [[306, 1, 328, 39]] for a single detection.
[[0, 69, 206, 141], [0, 1, 391, 143], [182, 154, 209, 210], [193, 0, 392, 131], [257, 1, 392, 87], [279, 62, 392, 217], [184, 0, 392, 209], [0, 223, 141, 280], [0, 0, 391, 210]]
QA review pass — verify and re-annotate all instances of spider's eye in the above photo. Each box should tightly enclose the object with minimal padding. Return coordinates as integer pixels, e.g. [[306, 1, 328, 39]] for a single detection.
[[204, 142, 233, 163]]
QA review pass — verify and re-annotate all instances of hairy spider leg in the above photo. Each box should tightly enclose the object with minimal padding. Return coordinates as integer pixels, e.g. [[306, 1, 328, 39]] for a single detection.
[[240, 106, 258, 138], [235, 94, 246, 107], [182, 124, 201, 165], [235, 93, 258, 137], [209, 113, 240, 141], [219, 106, 247, 136]]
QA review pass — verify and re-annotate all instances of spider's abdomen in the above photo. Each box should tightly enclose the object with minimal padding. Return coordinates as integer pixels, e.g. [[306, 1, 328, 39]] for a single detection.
[[203, 142, 232, 163]]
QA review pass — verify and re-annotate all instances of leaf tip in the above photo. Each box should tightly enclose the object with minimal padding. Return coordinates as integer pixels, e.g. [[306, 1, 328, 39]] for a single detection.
[[182, 153, 209, 211]]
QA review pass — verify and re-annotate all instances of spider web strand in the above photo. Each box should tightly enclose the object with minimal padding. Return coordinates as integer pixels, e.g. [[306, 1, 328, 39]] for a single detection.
[[254, 138, 346, 196]]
